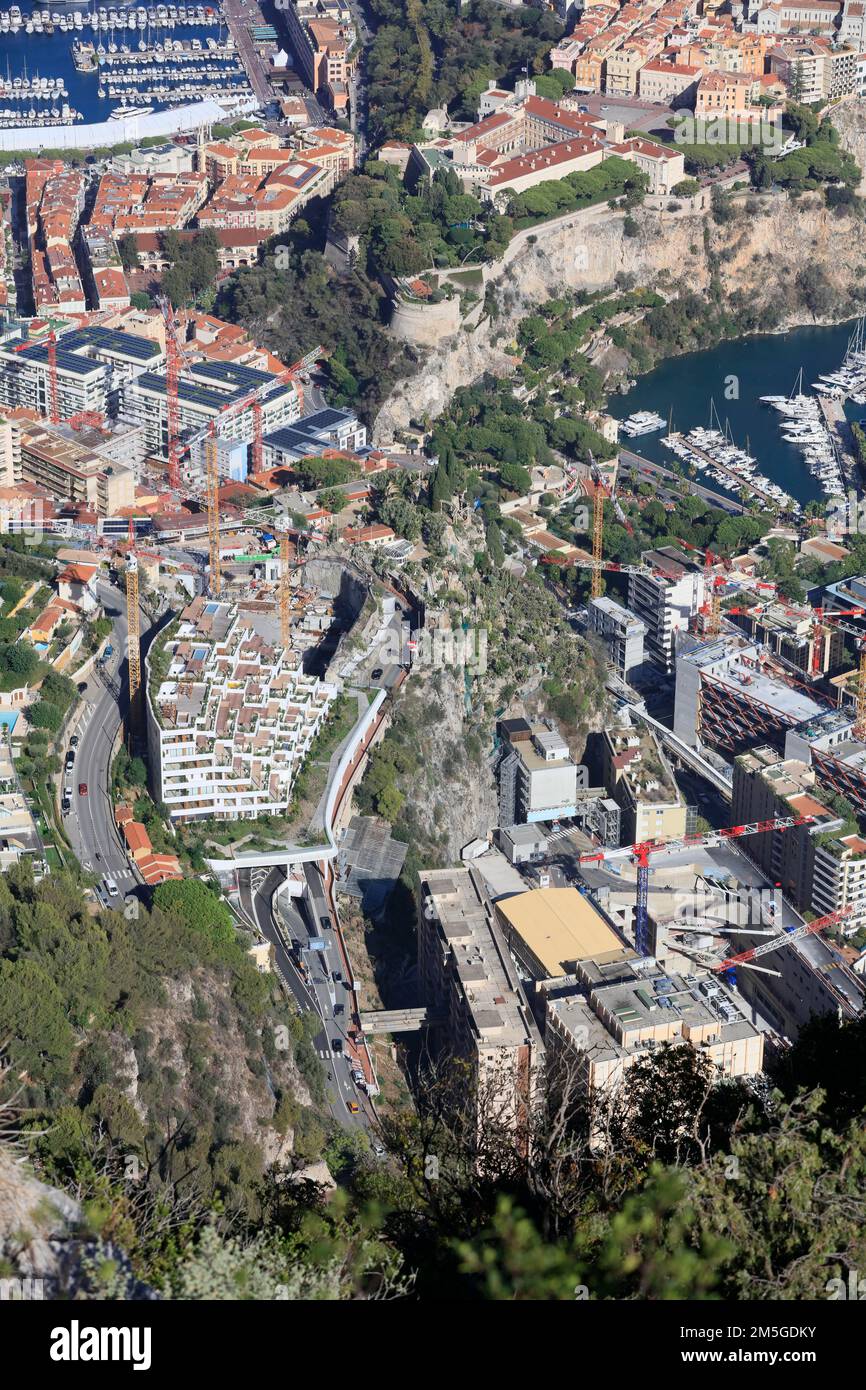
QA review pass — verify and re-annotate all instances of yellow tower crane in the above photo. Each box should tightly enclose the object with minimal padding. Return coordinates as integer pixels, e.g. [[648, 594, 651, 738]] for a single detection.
[[206, 427, 221, 597], [591, 480, 606, 600], [126, 550, 142, 738]]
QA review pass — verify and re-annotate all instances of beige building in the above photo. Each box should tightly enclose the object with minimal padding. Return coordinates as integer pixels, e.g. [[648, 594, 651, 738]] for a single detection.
[[602, 720, 687, 844], [608, 137, 686, 195], [638, 59, 704, 104], [545, 960, 765, 1102], [417, 867, 540, 1144], [494, 886, 633, 979], [20, 423, 135, 516]]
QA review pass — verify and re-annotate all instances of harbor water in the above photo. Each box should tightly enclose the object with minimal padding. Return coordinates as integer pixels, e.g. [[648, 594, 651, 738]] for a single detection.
[[0, 4, 247, 127], [607, 319, 866, 506]]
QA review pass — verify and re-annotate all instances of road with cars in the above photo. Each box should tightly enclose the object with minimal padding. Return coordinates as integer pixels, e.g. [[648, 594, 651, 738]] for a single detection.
[[62, 577, 160, 907], [236, 864, 377, 1137]]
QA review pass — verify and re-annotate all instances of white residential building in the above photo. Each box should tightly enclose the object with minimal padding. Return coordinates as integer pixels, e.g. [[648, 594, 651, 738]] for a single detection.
[[145, 596, 338, 822], [588, 594, 645, 680], [627, 546, 705, 672]]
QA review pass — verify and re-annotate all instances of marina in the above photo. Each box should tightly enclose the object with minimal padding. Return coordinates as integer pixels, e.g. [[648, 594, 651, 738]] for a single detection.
[[760, 370, 846, 501], [607, 319, 866, 508], [662, 420, 801, 516], [0, 4, 255, 126]]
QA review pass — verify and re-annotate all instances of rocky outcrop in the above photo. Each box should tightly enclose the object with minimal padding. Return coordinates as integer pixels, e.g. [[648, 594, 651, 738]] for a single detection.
[[373, 114, 866, 443]]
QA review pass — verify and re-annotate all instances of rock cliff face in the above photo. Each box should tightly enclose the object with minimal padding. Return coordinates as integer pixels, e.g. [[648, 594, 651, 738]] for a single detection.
[[373, 110, 866, 442]]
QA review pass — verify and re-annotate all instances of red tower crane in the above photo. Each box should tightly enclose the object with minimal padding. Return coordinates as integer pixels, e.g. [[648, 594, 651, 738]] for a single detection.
[[580, 814, 818, 957], [711, 906, 852, 974], [13, 330, 59, 425]]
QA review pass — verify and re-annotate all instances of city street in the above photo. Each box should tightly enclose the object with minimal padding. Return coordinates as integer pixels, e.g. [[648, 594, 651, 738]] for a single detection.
[[63, 578, 159, 905], [223, 0, 273, 109], [237, 864, 375, 1135]]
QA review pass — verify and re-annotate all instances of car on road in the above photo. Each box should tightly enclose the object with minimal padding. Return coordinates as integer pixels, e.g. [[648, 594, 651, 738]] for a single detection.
[[63, 784, 73, 800], [331, 969, 342, 984], [334, 1003, 344, 1016], [61, 797, 70, 814], [319, 914, 330, 931], [103, 876, 119, 898], [331, 1038, 343, 1052], [346, 1100, 359, 1114], [78, 783, 88, 796], [65, 750, 75, 766], [70, 734, 80, 748]]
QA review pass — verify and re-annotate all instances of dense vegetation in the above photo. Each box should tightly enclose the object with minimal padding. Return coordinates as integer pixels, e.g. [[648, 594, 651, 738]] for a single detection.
[[366, 0, 564, 144], [215, 227, 414, 420], [333, 164, 511, 277], [5, 879, 866, 1302]]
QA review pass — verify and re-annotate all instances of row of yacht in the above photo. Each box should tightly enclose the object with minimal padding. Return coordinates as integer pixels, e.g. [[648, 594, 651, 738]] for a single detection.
[[663, 426, 801, 514], [0, 6, 220, 32], [0, 100, 82, 123], [812, 322, 866, 405], [759, 389, 846, 499], [0, 75, 68, 96]]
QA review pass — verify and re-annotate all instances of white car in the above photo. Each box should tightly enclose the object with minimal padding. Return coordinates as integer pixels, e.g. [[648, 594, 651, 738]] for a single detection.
[[103, 876, 119, 898]]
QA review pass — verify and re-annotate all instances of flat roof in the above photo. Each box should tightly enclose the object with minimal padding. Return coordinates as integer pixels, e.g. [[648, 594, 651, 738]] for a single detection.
[[497, 887, 630, 976]]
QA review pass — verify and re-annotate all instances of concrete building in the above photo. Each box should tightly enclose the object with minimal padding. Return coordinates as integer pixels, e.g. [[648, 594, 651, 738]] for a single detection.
[[784, 708, 866, 821], [494, 886, 632, 980], [602, 717, 688, 844], [498, 722, 581, 826], [262, 407, 367, 468], [726, 597, 842, 680], [123, 361, 300, 472], [588, 594, 645, 680], [674, 634, 824, 754], [628, 546, 705, 672], [0, 324, 162, 424], [416, 866, 539, 1143], [145, 595, 338, 821], [545, 960, 764, 1102], [19, 422, 135, 516], [498, 822, 550, 865]]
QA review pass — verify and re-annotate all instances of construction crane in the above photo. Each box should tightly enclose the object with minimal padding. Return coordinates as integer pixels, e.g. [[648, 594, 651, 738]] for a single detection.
[[589, 477, 606, 599], [674, 536, 730, 638], [711, 906, 852, 975], [275, 515, 294, 650], [206, 425, 221, 598], [580, 813, 818, 957], [159, 298, 183, 493], [13, 330, 59, 425], [125, 529, 142, 739]]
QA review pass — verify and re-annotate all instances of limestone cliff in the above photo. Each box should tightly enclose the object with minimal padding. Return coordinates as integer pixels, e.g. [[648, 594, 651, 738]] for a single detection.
[[374, 108, 866, 442]]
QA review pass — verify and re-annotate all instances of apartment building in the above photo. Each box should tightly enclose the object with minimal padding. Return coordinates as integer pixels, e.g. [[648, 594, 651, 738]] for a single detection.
[[123, 360, 300, 466], [498, 721, 581, 826], [674, 634, 824, 754], [146, 595, 338, 821], [281, 0, 356, 112], [627, 546, 704, 671], [767, 36, 858, 100], [416, 866, 539, 1142], [261, 407, 367, 469], [0, 324, 163, 427], [588, 594, 646, 680], [545, 960, 764, 1102], [602, 718, 688, 843], [638, 58, 704, 103], [19, 422, 135, 516]]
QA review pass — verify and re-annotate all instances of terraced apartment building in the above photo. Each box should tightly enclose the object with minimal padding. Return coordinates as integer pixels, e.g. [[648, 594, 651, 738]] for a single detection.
[[145, 596, 338, 822]]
